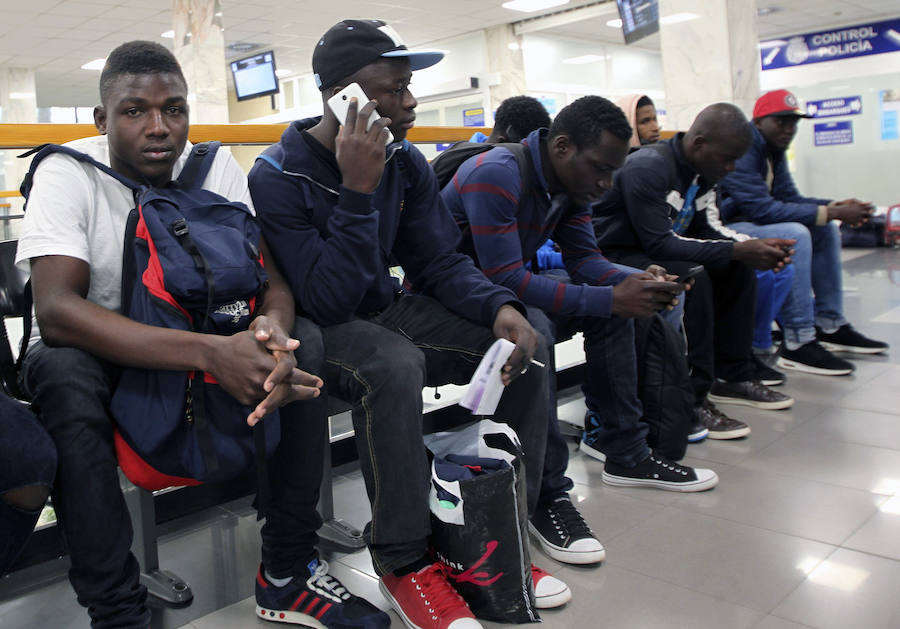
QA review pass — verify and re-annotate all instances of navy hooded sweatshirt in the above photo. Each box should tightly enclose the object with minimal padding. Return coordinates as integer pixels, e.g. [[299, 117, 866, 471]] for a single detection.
[[248, 117, 521, 327]]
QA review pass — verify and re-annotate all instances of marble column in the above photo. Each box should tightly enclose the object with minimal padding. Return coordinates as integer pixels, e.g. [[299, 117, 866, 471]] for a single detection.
[[0, 68, 37, 229], [484, 24, 527, 118], [172, 0, 228, 124], [659, 0, 760, 130]]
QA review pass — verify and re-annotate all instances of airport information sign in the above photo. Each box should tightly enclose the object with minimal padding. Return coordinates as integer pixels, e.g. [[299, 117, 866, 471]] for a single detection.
[[760, 17, 900, 70], [805, 96, 863, 118]]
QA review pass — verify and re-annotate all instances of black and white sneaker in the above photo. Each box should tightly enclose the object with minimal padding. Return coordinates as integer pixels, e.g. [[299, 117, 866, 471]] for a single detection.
[[753, 354, 785, 386], [529, 496, 605, 565], [603, 451, 718, 492], [708, 379, 794, 410], [779, 341, 854, 376], [817, 324, 889, 355]]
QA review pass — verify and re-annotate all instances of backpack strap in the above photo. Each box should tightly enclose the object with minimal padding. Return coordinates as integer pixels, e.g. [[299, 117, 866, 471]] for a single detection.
[[175, 141, 220, 190], [18, 143, 141, 203], [496, 142, 536, 201]]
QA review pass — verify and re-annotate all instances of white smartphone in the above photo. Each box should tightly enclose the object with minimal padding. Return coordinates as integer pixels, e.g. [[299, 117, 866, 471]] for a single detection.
[[327, 82, 394, 145]]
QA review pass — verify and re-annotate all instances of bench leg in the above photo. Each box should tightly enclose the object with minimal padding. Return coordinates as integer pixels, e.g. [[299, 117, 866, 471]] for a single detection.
[[316, 429, 366, 553], [120, 473, 194, 604]]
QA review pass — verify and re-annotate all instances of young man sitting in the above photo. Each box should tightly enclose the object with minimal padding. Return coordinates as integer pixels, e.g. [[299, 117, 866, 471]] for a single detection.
[[593, 103, 796, 436], [13, 41, 368, 629], [718, 89, 888, 375], [442, 95, 721, 502], [248, 19, 561, 629]]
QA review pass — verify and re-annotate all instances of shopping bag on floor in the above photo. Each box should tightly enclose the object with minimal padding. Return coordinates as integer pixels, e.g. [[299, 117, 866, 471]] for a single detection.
[[424, 420, 539, 624]]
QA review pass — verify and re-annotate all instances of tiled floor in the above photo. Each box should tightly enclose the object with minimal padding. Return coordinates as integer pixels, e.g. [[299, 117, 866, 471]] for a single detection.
[[1, 248, 898, 629]]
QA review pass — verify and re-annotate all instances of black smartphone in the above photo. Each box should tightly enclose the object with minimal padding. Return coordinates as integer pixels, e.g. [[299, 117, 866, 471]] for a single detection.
[[675, 265, 704, 284]]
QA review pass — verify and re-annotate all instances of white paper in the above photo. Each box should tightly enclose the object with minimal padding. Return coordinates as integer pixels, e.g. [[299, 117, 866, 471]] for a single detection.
[[460, 338, 515, 415]]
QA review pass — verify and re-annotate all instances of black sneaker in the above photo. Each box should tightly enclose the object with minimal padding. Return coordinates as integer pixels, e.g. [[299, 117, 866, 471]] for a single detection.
[[753, 354, 785, 386], [694, 399, 751, 440], [529, 496, 605, 565], [603, 451, 718, 492], [687, 422, 709, 443], [256, 559, 390, 628], [817, 324, 889, 355], [707, 379, 794, 410], [779, 341, 854, 376]]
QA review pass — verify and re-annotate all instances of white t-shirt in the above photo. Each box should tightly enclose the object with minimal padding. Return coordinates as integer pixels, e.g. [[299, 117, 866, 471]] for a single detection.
[[15, 135, 254, 342]]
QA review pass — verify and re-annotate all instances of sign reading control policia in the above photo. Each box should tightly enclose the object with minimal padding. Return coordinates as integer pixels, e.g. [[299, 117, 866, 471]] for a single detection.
[[760, 17, 900, 70]]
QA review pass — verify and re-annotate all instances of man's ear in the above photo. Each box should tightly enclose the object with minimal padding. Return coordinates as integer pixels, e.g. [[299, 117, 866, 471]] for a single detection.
[[549, 133, 572, 156], [94, 106, 107, 135]]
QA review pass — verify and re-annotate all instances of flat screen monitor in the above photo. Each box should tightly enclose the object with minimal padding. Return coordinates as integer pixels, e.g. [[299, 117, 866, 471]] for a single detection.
[[230, 51, 279, 101], [616, 0, 659, 45]]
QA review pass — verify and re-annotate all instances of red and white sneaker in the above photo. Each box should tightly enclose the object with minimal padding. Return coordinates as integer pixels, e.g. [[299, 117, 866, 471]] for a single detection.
[[531, 564, 571, 609], [379, 562, 482, 629]]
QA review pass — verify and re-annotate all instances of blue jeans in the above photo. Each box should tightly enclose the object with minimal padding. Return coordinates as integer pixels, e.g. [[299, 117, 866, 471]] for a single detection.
[[22, 338, 326, 626], [729, 221, 847, 346], [0, 392, 56, 576], [754, 266, 794, 350], [317, 294, 549, 576]]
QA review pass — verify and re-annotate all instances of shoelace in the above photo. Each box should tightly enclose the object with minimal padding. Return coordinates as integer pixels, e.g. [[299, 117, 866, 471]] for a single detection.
[[702, 400, 730, 423], [649, 454, 689, 476], [412, 564, 471, 620], [307, 560, 351, 603], [549, 499, 593, 539], [530, 563, 550, 580]]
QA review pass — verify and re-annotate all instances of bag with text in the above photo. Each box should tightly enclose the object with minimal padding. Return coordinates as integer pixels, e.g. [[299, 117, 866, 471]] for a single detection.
[[425, 420, 539, 624]]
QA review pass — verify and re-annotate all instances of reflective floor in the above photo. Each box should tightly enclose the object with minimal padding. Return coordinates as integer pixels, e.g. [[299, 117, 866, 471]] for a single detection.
[[1, 247, 899, 629]]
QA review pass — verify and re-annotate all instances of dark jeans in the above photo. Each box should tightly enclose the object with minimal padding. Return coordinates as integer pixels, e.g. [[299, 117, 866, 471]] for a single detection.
[[0, 392, 57, 576], [22, 336, 326, 627], [606, 252, 757, 403], [318, 294, 549, 576], [526, 306, 649, 471]]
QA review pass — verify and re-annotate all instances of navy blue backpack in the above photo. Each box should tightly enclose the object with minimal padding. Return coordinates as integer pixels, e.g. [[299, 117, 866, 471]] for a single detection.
[[20, 142, 280, 490]]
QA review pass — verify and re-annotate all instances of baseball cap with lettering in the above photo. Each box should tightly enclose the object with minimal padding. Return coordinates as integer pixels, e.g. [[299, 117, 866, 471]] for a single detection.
[[753, 89, 812, 119], [312, 19, 444, 91]]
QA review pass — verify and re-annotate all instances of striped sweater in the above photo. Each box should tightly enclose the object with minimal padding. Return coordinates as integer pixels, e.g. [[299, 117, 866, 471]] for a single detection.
[[441, 129, 632, 318]]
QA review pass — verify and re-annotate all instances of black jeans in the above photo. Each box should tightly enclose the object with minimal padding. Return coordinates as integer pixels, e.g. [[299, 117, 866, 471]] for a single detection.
[[0, 392, 57, 576], [22, 336, 326, 627], [525, 306, 650, 471], [606, 252, 757, 403], [318, 294, 549, 576]]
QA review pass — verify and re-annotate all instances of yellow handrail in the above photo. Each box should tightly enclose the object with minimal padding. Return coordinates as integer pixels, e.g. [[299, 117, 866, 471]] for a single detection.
[[0, 123, 491, 150], [0, 124, 677, 198]]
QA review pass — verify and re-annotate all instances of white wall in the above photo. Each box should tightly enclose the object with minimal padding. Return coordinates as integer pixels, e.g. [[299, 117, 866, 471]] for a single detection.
[[521, 33, 666, 110], [761, 51, 900, 207]]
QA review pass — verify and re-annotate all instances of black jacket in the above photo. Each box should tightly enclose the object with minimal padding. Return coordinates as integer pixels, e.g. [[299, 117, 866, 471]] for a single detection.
[[592, 134, 748, 267]]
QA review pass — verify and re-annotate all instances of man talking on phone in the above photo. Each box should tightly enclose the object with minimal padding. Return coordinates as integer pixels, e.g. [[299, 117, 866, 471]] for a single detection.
[[248, 19, 561, 629]]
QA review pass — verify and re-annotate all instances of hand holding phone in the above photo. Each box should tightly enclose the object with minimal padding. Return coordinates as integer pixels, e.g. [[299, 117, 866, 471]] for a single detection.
[[327, 82, 394, 145], [675, 265, 704, 284]]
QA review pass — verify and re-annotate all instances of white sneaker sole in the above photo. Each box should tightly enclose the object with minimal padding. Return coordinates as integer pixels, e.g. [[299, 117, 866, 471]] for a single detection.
[[760, 377, 784, 386], [706, 425, 751, 440], [777, 356, 853, 376], [256, 605, 326, 627], [602, 469, 719, 492], [579, 441, 606, 463], [527, 522, 606, 565], [707, 392, 794, 411], [378, 580, 483, 629], [819, 341, 887, 355]]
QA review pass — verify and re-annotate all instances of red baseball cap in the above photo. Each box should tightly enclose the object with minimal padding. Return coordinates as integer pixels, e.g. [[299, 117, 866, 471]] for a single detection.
[[753, 90, 812, 119]]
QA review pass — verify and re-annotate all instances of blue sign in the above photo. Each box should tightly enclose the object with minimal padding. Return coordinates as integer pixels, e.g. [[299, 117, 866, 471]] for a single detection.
[[814, 121, 853, 147], [463, 108, 485, 127], [805, 96, 862, 118], [760, 17, 900, 70], [435, 143, 453, 152], [880, 90, 900, 141]]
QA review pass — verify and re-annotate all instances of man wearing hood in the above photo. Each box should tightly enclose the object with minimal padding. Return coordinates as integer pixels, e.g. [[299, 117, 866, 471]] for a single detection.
[[616, 93, 661, 148]]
